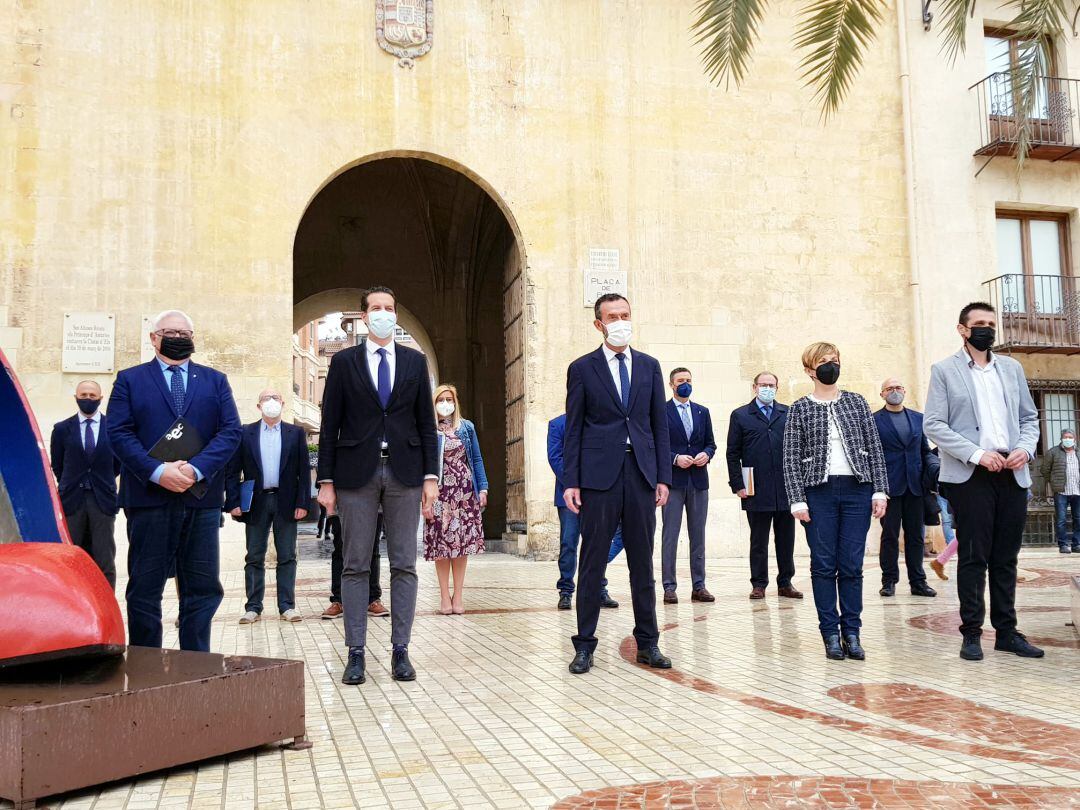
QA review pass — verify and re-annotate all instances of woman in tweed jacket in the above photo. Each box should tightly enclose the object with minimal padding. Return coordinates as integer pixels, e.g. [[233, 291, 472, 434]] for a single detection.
[[782, 342, 889, 661]]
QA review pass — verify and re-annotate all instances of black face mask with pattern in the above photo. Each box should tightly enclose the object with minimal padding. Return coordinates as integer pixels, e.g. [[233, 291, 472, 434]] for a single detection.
[[815, 362, 840, 386]]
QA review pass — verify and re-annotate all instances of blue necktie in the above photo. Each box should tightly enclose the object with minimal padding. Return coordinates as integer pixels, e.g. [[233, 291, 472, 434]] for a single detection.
[[169, 366, 185, 413], [615, 352, 630, 411], [680, 404, 692, 438], [84, 419, 95, 455], [377, 348, 391, 408], [763, 405, 772, 421]]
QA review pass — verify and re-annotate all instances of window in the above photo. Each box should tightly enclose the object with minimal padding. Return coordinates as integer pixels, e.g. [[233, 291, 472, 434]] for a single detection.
[[983, 29, 1056, 124], [995, 211, 1070, 315]]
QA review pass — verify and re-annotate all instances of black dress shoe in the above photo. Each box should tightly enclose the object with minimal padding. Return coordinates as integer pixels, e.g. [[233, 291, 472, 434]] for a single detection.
[[635, 646, 672, 668], [879, 583, 895, 597], [994, 632, 1045, 658], [341, 647, 366, 685], [910, 582, 937, 597], [960, 633, 983, 661], [841, 633, 865, 660], [392, 648, 416, 681], [600, 592, 619, 609], [557, 594, 572, 610], [1072, 545, 1080, 554], [823, 634, 845, 660], [569, 650, 593, 674]]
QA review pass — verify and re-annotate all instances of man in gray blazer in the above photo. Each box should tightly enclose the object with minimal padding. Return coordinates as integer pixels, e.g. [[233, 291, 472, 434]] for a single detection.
[[924, 301, 1042, 662]]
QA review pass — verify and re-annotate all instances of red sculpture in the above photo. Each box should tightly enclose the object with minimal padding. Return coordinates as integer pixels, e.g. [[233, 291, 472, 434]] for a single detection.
[[0, 348, 125, 668]]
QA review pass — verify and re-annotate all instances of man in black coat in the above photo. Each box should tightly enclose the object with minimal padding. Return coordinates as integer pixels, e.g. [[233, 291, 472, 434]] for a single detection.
[[225, 388, 311, 623], [725, 372, 802, 600], [50, 380, 121, 587]]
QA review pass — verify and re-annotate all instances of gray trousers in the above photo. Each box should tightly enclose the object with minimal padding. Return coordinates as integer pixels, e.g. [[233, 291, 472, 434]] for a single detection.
[[661, 486, 708, 593], [336, 460, 421, 648]]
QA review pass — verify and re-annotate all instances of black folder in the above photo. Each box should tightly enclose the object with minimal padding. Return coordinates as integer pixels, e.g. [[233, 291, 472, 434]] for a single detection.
[[149, 417, 209, 498]]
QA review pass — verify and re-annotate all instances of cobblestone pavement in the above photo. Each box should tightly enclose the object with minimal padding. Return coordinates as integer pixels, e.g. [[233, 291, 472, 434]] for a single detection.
[[5, 542, 1079, 809]]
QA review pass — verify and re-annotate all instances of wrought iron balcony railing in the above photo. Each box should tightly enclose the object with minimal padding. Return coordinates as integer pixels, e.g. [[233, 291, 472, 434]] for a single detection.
[[982, 274, 1080, 354], [971, 73, 1080, 162]]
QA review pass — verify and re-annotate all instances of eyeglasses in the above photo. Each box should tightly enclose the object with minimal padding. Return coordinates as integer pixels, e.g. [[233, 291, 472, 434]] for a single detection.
[[155, 329, 194, 339], [883, 386, 905, 393]]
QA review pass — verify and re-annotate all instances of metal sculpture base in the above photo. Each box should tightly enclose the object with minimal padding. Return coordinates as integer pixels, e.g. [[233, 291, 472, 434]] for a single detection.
[[0, 647, 308, 808]]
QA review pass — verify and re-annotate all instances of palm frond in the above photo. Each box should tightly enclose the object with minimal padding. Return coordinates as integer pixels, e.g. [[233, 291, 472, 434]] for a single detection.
[[794, 0, 887, 118], [691, 0, 770, 88], [933, 0, 977, 63]]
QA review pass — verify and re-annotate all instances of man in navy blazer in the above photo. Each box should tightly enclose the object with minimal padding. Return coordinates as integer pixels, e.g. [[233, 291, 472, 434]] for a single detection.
[[661, 368, 716, 604], [224, 388, 310, 624], [562, 294, 672, 675], [50, 380, 121, 587], [107, 310, 242, 652], [874, 377, 937, 598], [725, 372, 803, 600]]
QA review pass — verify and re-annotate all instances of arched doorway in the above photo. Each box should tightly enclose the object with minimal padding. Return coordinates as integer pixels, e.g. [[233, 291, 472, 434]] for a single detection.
[[293, 154, 526, 544]]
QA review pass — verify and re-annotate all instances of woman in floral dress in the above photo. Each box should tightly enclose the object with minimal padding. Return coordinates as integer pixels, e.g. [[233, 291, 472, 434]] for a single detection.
[[425, 384, 488, 614]]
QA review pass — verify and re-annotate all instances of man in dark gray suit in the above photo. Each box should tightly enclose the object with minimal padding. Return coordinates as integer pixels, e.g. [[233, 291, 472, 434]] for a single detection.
[[924, 301, 1042, 662]]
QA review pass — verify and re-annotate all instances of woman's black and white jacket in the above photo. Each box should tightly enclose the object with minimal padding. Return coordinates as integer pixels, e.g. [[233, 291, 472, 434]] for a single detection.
[[782, 390, 889, 509]]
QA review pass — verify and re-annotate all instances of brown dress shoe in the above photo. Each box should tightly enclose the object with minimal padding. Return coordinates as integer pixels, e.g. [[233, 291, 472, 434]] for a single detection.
[[777, 586, 804, 599], [321, 602, 344, 619], [368, 600, 390, 617], [663, 590, 678, 604], [690, 588, 715, 602], [749, 587, 766, 600]]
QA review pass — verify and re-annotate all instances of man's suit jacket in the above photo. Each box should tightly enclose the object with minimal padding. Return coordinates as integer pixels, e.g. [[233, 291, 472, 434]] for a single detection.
[[224, 420, 311, 523], [317, 341, 438, 488], [725, 400, 789, 513], [563, 347, 671, 491], [924, 349, 1039, 487], [49, 413, 121, 516], [666, 399, 716, 491], [873, 407, 935, 497], [547, 414, 569, 508], [106, 360, 243, 509]]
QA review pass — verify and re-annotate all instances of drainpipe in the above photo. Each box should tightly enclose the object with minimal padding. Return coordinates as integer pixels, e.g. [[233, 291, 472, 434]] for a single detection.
[[896, 0, 928, 402]]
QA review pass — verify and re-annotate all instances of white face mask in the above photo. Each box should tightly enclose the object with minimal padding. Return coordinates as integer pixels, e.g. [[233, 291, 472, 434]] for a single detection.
[[603, 320, 632, 348], [366, 309, 397, 340], [261, 399, 283, 419], [436, 400, 456, 418]]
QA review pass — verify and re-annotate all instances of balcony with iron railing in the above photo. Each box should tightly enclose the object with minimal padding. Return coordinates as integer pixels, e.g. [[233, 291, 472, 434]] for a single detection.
[[982, 274, 1080, 354], [971, 73, 1080, 162]]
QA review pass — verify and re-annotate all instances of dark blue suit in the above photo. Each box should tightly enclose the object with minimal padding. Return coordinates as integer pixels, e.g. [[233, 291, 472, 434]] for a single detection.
[[725, 400, 796, 590], [661, 399, 715, 594], [873, 407, 932, 588], [107, 359, 242, 651], [563, 346, 671, 653], [50, 412, 121, 586]]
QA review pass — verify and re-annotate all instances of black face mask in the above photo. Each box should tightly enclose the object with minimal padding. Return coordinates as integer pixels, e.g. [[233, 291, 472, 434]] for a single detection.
[[75, 397, 99, 415], [815, 362, 841, 386], [966, 326, 995, 352], [159, 336, 195, 361]]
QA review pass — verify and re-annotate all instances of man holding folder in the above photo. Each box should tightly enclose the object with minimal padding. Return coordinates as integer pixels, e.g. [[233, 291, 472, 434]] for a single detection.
[[725, 372, 802, 600], [107, 310, 242, 652], [225, 388, 311, 624]]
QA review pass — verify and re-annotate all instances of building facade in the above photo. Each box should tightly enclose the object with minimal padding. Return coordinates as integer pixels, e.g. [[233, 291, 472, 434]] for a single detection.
[[2, 1, 1077, 554]]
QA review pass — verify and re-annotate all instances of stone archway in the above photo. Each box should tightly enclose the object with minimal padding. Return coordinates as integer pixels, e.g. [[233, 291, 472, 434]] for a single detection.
[[293, 154, 527, 544]]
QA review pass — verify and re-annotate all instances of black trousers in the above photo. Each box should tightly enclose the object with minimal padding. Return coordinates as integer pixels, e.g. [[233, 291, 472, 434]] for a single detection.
[[878, 492, 927, 586], [944, 466, 1028, 638], [746, 510, 796, 589], [574, 450, 658, 653], [330, 512, 382, 603], [66, 496, 117, 588]]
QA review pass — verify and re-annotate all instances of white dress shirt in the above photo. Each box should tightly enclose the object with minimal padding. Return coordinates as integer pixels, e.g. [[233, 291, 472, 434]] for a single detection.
[[260, 420, 282, 490], [965, 350, 1011, 464], [79, 410, 102, 450], [366, 337, 396, 390], [1065, 450, 1079, 497]]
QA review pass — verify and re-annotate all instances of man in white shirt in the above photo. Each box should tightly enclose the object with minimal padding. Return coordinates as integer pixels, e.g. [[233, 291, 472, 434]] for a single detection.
[[924, 301, 1042, 661]]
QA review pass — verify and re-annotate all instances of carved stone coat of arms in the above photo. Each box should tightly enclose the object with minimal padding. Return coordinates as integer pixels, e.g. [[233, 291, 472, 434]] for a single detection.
[[376, 0, 433, 63]]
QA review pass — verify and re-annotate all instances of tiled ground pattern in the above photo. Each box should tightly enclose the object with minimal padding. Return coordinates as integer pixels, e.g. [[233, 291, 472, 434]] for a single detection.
[[3, 543, 1079, 810]]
